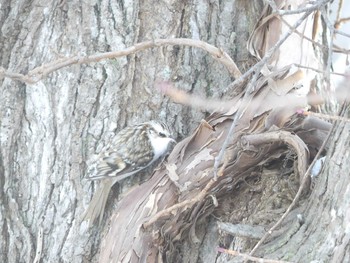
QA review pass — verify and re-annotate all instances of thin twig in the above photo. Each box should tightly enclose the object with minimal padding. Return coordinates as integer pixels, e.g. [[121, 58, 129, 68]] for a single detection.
[[301, 110, 350, 122], [267, 11, 350, 55], [335, 17, 350, 29], [156, 80, 240, 113], [158, 76, 349, 115], [278, 15, 325, 50], [334, 28, 350, 38], [276, 0, 331, 16], [213, 3, 324, 178], [332, 46, 350, 54], [293, 63, 350, 77], [335, 0, 344, 24]]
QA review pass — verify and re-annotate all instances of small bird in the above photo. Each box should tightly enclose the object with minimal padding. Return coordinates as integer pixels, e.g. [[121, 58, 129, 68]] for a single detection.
[[83, 121, 176, 225]]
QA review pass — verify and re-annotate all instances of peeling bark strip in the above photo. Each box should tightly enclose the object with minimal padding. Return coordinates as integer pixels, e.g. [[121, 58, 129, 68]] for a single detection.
[[99, 112, 331, 262]]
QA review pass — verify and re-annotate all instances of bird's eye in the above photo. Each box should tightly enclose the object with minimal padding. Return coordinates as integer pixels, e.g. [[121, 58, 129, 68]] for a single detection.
[[158, 132, 166, 138]]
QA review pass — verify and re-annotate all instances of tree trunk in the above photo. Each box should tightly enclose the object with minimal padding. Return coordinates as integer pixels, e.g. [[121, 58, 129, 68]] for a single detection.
[[264, 103, 350, 262], [0, 0, 261, 262], [1, 0, 348, 263]]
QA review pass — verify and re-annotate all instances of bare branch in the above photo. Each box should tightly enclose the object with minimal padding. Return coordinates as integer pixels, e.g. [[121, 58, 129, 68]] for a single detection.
[[0, 38, 241, 84], [334, 28, 350, 38], [335, 0, 344, 25], [300, 110, 350, 123], [275, 0, 331, 16], [293, 63, 350, 77], [156, 80, 240, 113]]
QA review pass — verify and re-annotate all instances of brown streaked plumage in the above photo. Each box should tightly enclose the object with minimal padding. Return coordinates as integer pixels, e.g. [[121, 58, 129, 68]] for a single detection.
[[83, 121, 175, 226]]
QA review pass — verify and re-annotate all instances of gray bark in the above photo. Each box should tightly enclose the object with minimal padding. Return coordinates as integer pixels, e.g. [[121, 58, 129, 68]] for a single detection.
[[1, 0, 349, 263], [0, 0, 261, 262], [263, 104, 350, 263]]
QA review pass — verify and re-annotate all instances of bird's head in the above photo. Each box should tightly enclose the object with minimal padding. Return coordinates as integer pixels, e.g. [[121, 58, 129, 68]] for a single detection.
[[146, 121, 176, 159]]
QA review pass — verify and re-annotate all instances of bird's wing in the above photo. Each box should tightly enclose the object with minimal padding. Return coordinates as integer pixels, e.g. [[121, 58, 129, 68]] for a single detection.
[[87, 125, 155, 180], [88, 147, 155, 181]]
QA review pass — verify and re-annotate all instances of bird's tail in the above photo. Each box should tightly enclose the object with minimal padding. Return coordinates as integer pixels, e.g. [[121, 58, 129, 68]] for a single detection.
[[82, 178, 117, 227]]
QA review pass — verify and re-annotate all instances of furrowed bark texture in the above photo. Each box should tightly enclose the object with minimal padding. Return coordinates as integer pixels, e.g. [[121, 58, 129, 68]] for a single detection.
[[98, 0, 346, 262], [0, 0, 262, 262], [2, 0, 347, 263], [265, 104, 350, 263]]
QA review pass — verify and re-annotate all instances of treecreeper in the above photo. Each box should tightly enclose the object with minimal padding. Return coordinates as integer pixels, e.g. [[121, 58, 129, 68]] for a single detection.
[[82, 121, 176, 225]]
